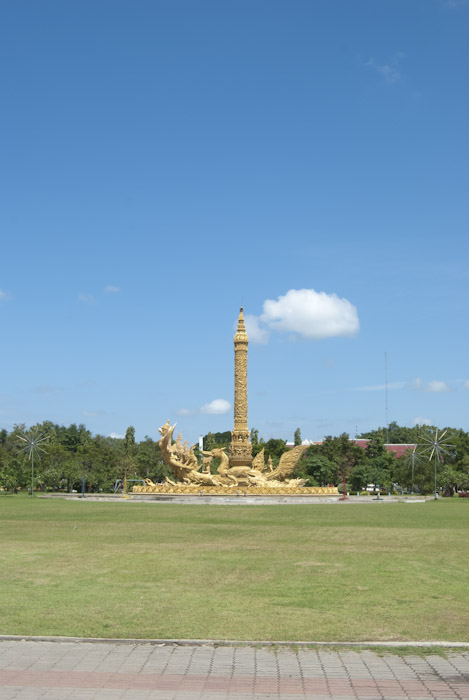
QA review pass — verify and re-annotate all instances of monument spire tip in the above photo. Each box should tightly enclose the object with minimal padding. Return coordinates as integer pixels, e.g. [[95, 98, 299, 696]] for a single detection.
[[236, 307, 246, 334]]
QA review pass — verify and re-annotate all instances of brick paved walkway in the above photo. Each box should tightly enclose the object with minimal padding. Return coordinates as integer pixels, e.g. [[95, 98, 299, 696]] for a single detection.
[[0, 641, 468, 699]]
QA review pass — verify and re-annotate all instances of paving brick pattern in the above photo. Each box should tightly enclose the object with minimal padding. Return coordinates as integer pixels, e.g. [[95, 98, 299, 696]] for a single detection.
[[0, 641, 468, 699]]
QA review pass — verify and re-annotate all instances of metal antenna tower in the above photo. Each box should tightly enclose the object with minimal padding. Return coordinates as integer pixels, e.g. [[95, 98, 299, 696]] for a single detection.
[[384, 352, 389, 442]]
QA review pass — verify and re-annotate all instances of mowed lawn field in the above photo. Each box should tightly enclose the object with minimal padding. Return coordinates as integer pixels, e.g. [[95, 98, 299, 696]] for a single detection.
[[0, 496, 467, 642]]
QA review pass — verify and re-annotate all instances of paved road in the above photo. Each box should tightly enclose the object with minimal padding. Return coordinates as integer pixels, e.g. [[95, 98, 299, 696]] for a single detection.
[[1, 640, 468, 699]]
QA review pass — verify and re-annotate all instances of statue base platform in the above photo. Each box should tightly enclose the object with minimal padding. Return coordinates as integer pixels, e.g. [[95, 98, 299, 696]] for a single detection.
[[132, 484, 339, 496]]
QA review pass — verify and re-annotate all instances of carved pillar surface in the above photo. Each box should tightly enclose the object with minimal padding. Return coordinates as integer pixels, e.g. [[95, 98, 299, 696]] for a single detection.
[[230, 307, 252, 467]]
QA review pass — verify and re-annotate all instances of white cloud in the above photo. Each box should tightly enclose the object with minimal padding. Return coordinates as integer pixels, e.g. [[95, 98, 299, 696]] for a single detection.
[[108, 432, 124, 439], [464, 380, 469, 391], [366, 52, 405, 84], [427, 380, 450, 393], [0, 288, 12, 301], [177, 398, 232, 416], [78, 293, 95, 304], [82, 409, 107, 417], [258, 288, 359, 340], [351, 378, 454, 393], [200, 398, 231, 415], [105, 285, 120, 293], [412, 417, 433, 427], [175, 399, 231, 416], [244, 314, 270, 344], [410, 378, 450, 393]]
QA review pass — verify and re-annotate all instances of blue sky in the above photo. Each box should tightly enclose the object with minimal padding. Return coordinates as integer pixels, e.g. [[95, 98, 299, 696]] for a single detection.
[[1, 0, 468, 443]]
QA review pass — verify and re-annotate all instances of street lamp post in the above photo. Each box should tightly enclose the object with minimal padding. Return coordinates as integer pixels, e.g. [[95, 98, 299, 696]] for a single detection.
[[404, 446, 424, 495], [420, 428, 453, 500], [18, 430, 48, 497]]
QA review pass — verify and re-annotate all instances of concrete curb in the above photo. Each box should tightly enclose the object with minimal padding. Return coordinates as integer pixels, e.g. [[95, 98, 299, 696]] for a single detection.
[[0, 635, 468, 649], [39, 493, 427, 505]]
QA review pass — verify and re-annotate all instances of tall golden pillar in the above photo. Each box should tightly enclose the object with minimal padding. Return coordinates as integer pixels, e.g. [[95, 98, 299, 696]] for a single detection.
[[229, 307, 252, 467]]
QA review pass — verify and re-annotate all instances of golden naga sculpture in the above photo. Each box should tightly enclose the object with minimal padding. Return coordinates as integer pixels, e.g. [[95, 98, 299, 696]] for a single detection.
[[132, 421, 315, 493]]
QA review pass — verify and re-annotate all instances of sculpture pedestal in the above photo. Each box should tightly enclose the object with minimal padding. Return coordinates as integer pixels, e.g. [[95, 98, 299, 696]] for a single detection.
[[229, 429, 252, 468]]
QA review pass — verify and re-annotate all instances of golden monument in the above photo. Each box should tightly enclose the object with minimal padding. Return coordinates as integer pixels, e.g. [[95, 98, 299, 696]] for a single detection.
[[132, 307, 339, 495], [229, 308, 252, 468]]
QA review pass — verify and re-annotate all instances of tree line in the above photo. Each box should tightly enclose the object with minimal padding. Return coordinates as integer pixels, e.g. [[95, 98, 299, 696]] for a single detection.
[[0, 422, 171, 493], [1, 421, 468, 495], [291, 424, 469, 495]]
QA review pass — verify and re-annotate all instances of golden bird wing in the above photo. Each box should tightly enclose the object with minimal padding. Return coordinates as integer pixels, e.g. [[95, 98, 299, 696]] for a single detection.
[[251, 448, 265, 471], [266, 445, 307, 481]]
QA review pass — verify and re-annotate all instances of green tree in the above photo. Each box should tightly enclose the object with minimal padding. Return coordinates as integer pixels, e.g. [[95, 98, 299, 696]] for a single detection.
[[124, 426, 136, 455], [294, 428, 302, 446], [293, 450, 336, 486], [250, 428, 266, 457], [0, 456, 27, 492], [262, 438, 287, 465], [36, 442, 70, 491], [366, 455, 393, 491], [55, 423, 91, 452], [362, 433, 399, 491], [359, 422, 421, 445], [121, 426, 137, 491], [201, 431, 231, 448], [75, 437, 117, 492], [62, 454, 83, 492], [439, 464, 469, 496], [315, 433, 366, 491], [213, 431, 231, 445], [349, 463, 372, 492], [136, 436, 171, 483], [203, 432, 217, 451]]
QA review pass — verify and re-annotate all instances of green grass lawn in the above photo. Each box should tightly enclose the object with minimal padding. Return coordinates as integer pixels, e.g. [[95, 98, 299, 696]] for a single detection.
[[0, 495, 468, 642]]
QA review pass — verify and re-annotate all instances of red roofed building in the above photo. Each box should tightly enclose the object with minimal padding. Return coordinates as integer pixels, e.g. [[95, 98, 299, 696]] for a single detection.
[[352, 439, 416, 458]]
